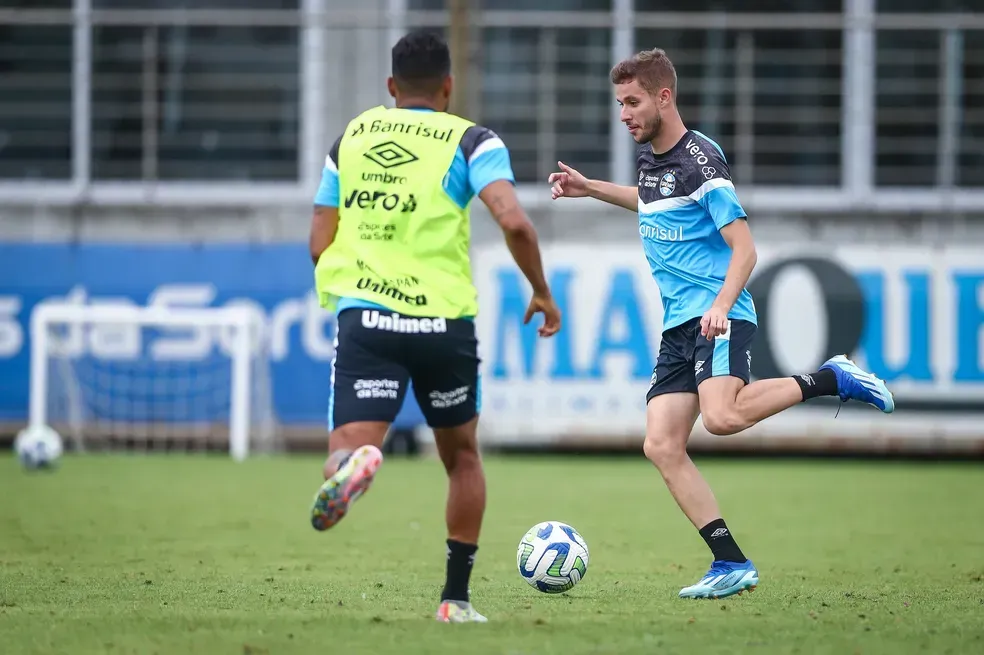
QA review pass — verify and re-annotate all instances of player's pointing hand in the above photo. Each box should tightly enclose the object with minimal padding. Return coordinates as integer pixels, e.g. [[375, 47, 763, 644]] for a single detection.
[[549, 161, 590, 200]]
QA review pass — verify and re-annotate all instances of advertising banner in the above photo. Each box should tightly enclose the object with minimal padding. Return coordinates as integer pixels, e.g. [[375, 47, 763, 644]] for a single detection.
[[2, 240, 982, 453], [472, 242, 984, 452], [0, 243, 424, 432]]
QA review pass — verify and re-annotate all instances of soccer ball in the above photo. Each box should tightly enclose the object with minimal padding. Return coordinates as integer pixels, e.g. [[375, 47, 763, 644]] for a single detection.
[[14, 424, 63, 470], [516, 520, 589, 594]]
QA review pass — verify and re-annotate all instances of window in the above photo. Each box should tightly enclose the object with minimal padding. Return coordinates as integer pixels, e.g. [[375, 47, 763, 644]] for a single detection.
[[0, 0, 71, 7], [481, 27, 612, 183], [749, 29, 842, 186], [957, 30, 984, 187], [633, 28, 842, 186], [92, 0, 298, 8], [874, 31, 940, 187], [410, 0, 610, 9], [0, 24, 73, 180], [635, 0, 843, 11], [876, 0, 977, 11], [386, 15, 613, 184], [92, 24, 300, 181]]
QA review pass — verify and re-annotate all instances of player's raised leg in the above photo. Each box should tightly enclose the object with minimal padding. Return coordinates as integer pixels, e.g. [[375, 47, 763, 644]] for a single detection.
[[310, 309, 409, 532], [696, 321, 894, 438], [699, 359, 894, 436], [311, 422, 386, 532]]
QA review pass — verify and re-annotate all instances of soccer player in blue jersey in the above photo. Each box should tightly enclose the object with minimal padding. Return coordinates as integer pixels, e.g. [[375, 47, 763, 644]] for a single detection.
[[549, 48, 894, 599]]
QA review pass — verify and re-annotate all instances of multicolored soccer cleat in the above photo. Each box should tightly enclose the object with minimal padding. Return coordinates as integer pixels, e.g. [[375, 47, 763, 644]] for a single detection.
[[820, 354, 895, 413], [310, 445, 383, 531], [679, 559, 759, 599], [435, 600, 488, 623]]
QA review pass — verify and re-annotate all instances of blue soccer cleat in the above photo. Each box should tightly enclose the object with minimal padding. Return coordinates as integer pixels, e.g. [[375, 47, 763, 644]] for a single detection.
[[820, 354, 895, 413], [679, 559, 759, 599]]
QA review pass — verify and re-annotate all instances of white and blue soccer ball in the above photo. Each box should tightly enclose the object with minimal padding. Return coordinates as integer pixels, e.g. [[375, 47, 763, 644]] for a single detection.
[[14, 424, 64, 470], [516, 520, 590, 594]]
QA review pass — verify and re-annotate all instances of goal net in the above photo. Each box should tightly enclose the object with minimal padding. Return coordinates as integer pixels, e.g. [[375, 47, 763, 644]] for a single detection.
[[29, 303, 276, 460]]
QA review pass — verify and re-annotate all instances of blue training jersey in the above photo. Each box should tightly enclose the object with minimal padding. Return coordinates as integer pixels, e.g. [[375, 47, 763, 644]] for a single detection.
[[636, 130, 757, 331], [314, 107, 516, 317]]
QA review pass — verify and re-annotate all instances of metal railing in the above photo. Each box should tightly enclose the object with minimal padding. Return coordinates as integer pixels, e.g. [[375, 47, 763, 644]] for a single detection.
[[0, 3, 982, 213]]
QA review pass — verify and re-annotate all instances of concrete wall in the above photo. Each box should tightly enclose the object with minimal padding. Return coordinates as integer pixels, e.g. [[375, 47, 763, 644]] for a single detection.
[[2, 200, 984, 249]]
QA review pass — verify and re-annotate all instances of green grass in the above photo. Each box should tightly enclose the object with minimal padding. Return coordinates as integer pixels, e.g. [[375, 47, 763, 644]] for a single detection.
[[1, 453, 983, 654]]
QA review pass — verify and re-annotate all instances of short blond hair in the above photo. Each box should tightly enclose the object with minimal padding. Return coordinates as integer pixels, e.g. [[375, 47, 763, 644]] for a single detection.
[[610, 48, 677, 97]]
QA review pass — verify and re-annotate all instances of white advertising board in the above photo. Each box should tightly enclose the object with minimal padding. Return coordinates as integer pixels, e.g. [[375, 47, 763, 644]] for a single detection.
[[471, 242, 984, 453]]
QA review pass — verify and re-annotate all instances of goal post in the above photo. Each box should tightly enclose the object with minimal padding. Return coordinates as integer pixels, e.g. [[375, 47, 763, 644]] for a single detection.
[[29, 302, 275, 461]]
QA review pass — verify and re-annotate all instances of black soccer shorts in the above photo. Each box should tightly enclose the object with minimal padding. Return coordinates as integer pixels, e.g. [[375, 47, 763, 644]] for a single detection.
[[646, 316, 756, 401], [328, 307, 481, 430]]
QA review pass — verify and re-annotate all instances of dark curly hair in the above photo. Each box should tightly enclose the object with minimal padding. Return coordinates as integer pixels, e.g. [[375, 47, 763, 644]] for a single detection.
[[391, 30, 451, 95]]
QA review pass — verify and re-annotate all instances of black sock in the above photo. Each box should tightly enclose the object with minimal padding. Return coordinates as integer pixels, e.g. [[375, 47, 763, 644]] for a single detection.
[[699, 519, 746, 563], [793, 368, 838, 401], [440, 539, 478, 602]]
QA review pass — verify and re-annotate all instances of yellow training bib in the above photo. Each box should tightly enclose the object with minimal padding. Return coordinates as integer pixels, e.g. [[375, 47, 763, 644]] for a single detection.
[[314, 105, 480, 319]]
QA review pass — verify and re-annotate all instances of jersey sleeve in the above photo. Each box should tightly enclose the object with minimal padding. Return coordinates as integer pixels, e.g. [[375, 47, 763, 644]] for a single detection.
[[313, 135, 342, 207], [460, 125, 515, 195], [688, 141, 747, 231]]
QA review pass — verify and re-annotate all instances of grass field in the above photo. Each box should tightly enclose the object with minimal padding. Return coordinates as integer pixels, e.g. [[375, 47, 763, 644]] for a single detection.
[[1, 453, 983, 654]]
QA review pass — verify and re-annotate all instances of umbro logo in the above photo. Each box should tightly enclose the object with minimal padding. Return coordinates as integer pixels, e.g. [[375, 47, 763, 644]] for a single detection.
[[364, 141, 419, 169]]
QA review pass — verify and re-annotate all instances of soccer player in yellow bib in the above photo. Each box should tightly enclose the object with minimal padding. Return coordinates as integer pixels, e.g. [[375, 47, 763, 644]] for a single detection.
[[308, 31, 561, 623]]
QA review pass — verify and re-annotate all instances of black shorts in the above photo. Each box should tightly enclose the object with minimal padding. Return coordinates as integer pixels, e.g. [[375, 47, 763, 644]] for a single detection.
[[646, 317, 756, 402], [329, 308, 481, 430]]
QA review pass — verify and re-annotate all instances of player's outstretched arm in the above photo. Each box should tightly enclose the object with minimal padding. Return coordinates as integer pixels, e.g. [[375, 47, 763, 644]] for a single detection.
[[548, 161, 637, 212], [479, 179, 561, 338]]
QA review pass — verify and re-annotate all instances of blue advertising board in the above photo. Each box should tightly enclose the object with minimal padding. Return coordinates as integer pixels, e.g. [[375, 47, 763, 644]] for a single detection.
[[0, 242, 425, 429], [3, 240, 983, 443]]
